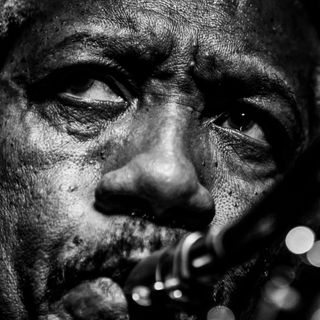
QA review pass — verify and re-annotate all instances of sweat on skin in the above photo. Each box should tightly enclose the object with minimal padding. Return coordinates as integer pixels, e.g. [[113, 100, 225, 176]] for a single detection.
[[0, 0, 319, 320]]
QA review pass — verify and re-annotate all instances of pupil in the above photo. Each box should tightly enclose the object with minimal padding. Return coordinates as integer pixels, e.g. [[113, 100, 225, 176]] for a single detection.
[[229, 111, 254, 131], [68, 77, 94, 93]]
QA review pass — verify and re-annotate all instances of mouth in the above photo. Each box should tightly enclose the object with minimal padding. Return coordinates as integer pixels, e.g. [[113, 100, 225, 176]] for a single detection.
[[50, 277, 129, 320], [47, 255, 135, 320], [46, 216, 187, 320]]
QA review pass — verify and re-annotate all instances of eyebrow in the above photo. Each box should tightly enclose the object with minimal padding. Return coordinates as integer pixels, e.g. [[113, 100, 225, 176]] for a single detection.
[[236, 55, 302, 129], [196, 52, 296, 101], [234, 54, 297, 104], [195, 50, 300, 117], [37, 30, 173, 70], [194, 50, 304, 143], [47, 32, 137, 56], [37, 31, 298, 106], [33, 30, 302, 129]]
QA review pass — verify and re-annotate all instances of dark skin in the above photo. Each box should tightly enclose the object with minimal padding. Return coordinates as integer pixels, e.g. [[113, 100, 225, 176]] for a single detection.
[[0, 0, 318, 319]]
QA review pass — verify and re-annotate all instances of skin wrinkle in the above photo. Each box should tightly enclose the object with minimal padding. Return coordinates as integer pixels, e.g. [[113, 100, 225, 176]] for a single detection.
[[0, 1, 319, 320], [20, 29, 302, 134], [27, 28, 300, 107], [31, 31, 174, 70], [125, 0, 238, 28]]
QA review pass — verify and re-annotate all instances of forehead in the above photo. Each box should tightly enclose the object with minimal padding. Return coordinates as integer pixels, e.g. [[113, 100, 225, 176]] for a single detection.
[[10, 0, 308, 47], [11, 0, 311, 77]]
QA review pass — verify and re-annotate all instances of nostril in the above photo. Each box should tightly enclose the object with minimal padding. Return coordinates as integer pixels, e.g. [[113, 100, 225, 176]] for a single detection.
[[94, 164, 140, 212], [94, 192, 154, 220], [95, 151, 215, 229], [188, 183, 214, 212]]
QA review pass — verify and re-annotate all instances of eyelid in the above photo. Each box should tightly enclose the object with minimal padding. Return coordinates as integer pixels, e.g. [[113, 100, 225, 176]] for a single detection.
[[241, 96, 298, 145], [27, 60, 138, 101], [212, 103, 265, 137], [60, 74, 132, 103], [208, 99, 292, 149], [228, 98, 293, 143]]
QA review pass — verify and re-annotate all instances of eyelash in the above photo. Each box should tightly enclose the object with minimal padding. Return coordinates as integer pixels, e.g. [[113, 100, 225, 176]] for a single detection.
[[27, 63, 293, 164], [28, 62, 138, 103], [25, 63, 141, 140], [206, 101, 279, 143], [206, 100, 294, 166]]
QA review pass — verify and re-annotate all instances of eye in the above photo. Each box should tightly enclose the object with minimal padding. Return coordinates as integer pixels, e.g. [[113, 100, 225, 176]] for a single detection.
[[58, 73, 129, 104], [214, 108, 266, 143]]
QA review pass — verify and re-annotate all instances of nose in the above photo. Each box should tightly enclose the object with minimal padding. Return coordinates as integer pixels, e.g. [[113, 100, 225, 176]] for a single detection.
[[95, 106, 214, 229]]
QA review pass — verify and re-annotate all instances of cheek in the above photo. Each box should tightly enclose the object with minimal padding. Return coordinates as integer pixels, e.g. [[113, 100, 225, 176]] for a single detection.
[[211, 176, 274, 229], [38, 164, 99, 217], [0, 93, 96, 257], [197, 127, 279, 229]]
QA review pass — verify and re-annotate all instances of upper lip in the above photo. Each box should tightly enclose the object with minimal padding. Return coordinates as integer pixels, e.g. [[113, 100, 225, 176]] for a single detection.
[[46, 216, 187, 304], [47, 255, 137, 303]]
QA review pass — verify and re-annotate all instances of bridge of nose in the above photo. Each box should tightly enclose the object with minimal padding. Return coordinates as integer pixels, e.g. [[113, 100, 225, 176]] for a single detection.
[[130, 100, 198, 199], [95, 96, 215, 228]]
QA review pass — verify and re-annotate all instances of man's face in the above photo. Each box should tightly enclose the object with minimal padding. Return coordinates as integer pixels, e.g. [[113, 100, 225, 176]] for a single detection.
[[0, 0, 317, 319]]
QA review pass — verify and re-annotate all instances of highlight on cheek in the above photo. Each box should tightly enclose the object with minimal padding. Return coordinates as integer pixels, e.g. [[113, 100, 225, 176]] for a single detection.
[[0, 1, 312, 319]]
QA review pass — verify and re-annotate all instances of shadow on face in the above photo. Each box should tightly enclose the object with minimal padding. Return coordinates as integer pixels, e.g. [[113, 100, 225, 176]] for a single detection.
[[0, 0, 318, 319]]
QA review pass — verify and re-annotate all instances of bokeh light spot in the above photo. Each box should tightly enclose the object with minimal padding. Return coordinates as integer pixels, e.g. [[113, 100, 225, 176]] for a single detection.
[[285, 226, 315, 254], [307, 240, 320, 267], [154, 281, 164, 291], [207, 306, 235, 320], [311, 308, 320, 320], [169, 289, 183, 300], [132, 286, 151, 306]]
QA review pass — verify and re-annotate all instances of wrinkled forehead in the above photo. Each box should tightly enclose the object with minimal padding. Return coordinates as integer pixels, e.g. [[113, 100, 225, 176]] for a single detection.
[[1, 0, 316, 64], [1, 0, 318, 140], [1, 0, 317, 89], [0, 0, 314, 40]]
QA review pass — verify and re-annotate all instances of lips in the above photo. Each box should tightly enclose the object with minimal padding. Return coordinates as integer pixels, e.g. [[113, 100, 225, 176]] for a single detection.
[[46, 216, 187, 320], [50, 278, 128, 320], [41, 215, 257, 320], [47, 257, 134, 320]]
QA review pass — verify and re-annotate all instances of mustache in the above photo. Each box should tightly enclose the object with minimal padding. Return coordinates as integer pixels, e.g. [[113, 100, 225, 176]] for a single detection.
[[46, 216, 186, 303]]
